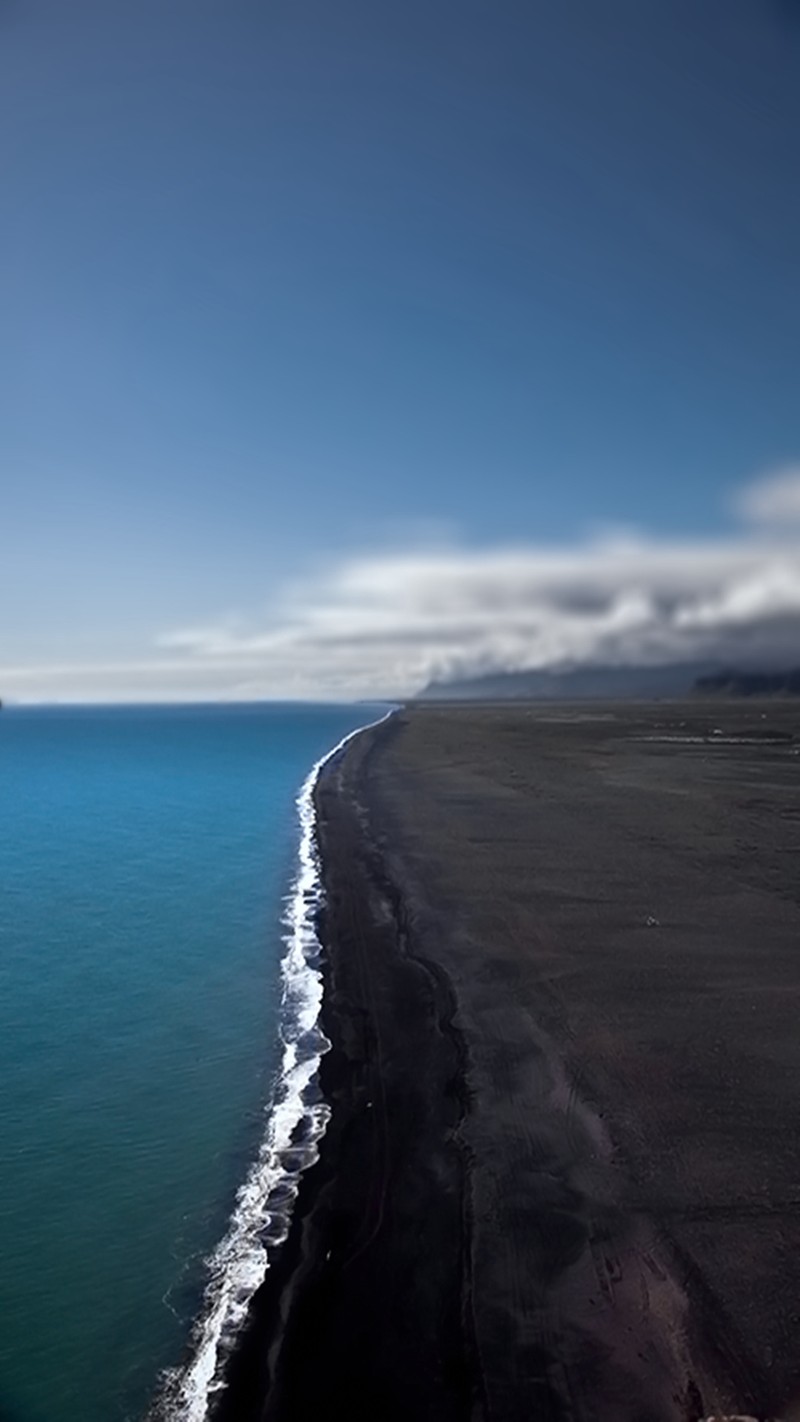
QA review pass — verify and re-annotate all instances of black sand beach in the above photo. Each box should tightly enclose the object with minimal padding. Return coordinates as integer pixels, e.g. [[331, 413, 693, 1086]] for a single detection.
[[215, 701, 800, 1421]]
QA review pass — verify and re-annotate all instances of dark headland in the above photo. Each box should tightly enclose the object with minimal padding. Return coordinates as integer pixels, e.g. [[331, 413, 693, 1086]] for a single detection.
[[214, 700, 800, 1422]]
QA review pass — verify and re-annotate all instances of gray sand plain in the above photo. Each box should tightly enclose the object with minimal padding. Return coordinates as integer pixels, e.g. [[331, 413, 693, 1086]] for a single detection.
[[217, 700, 800, 1422]]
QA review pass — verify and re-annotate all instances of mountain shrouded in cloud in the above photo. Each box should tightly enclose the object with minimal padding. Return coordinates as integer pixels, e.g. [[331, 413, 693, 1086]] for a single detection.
[[154, 466, 800, 698], [5, 468, 800, 703]]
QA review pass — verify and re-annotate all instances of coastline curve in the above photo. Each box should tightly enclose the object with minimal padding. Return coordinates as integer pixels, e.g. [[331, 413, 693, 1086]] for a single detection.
[[148, 707, 395, 1422]]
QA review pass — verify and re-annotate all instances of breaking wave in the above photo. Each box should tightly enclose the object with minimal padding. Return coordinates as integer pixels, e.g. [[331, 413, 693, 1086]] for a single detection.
[[148, 709, 392, 1421]]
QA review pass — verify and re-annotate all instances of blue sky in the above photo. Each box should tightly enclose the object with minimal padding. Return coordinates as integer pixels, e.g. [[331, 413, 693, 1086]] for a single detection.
[[3, 0, 800, 698]]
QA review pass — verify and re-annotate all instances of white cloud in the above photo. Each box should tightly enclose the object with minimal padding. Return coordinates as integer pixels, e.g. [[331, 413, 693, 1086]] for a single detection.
[[734, 465, 800, 525], [5, 470, 800, 701], [152, 528, 800, 700]]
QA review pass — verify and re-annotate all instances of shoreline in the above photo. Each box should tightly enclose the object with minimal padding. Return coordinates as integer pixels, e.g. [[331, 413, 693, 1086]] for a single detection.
[[212, 699, 800, 1420], [152, 710, 394, 1422], [210, 709, 475, 1422]]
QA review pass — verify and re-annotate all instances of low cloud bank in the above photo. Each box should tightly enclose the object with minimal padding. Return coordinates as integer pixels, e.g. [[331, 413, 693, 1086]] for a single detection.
[[158, 533, 800, 699], [7, 469, 800, 701]]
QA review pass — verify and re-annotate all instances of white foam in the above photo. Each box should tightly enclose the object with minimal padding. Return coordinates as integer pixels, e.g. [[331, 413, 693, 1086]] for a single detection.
[[149, 708, 393, 1422]]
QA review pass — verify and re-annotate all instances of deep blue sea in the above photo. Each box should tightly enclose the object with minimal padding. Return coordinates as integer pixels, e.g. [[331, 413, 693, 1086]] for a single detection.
[[0, 702, 383, 1422]]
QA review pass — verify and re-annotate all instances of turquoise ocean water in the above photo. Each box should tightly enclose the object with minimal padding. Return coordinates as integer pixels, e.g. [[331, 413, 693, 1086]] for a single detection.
[[0, 703, 382, 1422]]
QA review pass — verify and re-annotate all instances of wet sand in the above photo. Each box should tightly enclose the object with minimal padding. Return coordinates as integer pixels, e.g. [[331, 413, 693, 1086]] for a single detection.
[[215, 700, 800, 1422]]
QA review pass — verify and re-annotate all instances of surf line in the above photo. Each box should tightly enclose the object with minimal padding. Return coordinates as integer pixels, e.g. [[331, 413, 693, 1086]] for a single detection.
[[153, 707, 395, 1422]]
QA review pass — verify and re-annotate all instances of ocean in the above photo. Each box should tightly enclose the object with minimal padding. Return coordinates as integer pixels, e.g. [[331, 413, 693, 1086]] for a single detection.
[[0, 702, 385, 1422]]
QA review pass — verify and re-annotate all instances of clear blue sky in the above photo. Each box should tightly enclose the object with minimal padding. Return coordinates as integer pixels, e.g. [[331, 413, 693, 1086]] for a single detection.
[[3, 0, 800, 694]]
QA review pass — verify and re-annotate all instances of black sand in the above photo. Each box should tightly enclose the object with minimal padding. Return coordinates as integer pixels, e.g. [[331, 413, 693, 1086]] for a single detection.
[[215, 701, 800, 1422]]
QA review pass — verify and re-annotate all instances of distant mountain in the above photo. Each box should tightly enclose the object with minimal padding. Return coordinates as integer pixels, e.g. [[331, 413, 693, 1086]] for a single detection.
[[694, 669, 800, 696], [418, 663, 718, 701]]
